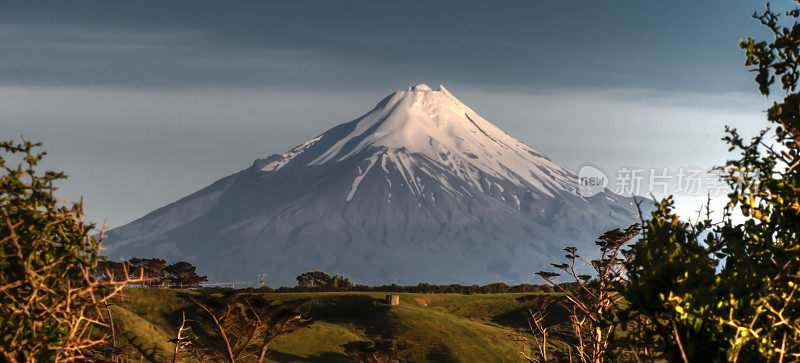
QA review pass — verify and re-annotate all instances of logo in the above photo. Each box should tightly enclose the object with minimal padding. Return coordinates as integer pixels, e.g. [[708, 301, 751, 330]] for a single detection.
[[578, 165, 608, 197]]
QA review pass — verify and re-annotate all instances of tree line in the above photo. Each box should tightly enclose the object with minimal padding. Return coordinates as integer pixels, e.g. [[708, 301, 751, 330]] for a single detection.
[[96, 258, 208, 288], [283, 270, 553, 294], [191, 269, 554, 294]]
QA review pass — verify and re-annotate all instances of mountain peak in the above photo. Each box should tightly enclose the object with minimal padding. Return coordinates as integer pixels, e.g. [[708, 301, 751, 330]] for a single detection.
[[262, 84, 579, 198], [409, 83, 433, 91]]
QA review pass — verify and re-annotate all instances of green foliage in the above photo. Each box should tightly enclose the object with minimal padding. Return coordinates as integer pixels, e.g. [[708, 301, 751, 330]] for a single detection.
[[619, 2, 800, 360], [0, 139, 108, 361], [621, 198, 724, 361]]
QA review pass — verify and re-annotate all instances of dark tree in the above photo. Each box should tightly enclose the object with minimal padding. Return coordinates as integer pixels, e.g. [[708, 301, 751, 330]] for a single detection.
[[127, 258, 168, 286], [531, 224, 641, 362], [165, 261, 208, 288], [296, 270, 332, 287]]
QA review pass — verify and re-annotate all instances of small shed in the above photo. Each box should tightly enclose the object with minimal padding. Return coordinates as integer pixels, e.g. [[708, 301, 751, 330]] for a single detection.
[[386, 294, 400, 306]]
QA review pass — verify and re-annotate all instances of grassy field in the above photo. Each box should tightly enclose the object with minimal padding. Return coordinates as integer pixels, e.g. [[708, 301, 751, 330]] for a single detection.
[[108, 288, 560, 362]]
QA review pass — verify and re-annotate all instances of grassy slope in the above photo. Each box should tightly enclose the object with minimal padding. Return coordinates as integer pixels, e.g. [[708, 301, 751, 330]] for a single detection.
[[113, 289, 543, 362], [108, 304, 176, 361]]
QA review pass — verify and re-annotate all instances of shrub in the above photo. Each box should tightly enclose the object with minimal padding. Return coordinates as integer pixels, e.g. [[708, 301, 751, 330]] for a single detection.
[[619, 2, 800, 360], [0, 140, 140, 361]]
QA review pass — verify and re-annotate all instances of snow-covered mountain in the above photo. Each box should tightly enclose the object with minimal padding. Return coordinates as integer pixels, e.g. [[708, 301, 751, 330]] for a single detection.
[[104, 84, 646, 286]]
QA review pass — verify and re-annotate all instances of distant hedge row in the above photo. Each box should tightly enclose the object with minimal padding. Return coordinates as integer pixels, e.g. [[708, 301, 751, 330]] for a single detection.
[[203, 281, 555, 294]]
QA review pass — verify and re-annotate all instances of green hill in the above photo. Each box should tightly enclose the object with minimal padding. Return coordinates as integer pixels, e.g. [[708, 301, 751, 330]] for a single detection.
[[108, 289, 554, 362]]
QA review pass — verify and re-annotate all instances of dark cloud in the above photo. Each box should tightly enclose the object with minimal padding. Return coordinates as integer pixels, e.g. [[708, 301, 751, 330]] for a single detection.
[[0, 1, 773, 92]]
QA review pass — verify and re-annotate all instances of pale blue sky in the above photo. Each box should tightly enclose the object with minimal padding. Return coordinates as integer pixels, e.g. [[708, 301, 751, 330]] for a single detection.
[[0, 0, 779, 226]]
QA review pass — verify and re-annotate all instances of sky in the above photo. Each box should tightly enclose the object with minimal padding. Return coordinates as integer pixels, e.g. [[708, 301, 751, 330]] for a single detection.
[[0, 0, 784, 227]]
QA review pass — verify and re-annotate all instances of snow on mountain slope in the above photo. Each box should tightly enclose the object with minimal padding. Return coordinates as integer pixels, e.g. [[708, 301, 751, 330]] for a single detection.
[[103, 84, 648, 286], [258, 84, 576, 199]]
